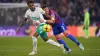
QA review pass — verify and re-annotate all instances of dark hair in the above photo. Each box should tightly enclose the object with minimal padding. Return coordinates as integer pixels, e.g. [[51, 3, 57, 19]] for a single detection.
[[42, 5, 48, 9], [27, 0, 34, 5]]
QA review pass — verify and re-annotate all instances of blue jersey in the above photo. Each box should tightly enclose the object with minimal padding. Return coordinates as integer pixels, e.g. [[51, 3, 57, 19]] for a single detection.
[[49, 10, 64, 26], [48, 10, 68, 35]]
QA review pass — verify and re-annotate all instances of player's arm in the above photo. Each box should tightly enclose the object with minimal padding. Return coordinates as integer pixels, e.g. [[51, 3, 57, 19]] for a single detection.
[[18, 18, 28, 28], [44, 17, 55, 23], [40, 8, 55, 23], [16, 11, 29, 33], [44, 10, 58, 23], [43, 11, 55, 23], [39, 12, 55, 23], [16, 18, 28, 33], [39, 13, 54, 23]]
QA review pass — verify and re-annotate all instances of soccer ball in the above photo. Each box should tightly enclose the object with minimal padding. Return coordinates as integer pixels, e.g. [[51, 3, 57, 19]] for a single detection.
[[43, 24, 51, 32]]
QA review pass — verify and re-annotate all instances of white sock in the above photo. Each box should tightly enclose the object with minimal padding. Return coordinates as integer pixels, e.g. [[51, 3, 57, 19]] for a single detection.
[[46, 39, 60, 47], [32, 36, 37, 52]]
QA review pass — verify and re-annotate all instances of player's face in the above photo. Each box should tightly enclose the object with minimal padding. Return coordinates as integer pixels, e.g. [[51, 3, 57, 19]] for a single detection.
[[28, 3, 35, 11], [44, 7, 49, 14], [83, 10, 86, 13]]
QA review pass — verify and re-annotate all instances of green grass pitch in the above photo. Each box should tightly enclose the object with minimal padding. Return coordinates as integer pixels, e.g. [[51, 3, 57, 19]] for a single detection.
[[0, 36, 100, 56]]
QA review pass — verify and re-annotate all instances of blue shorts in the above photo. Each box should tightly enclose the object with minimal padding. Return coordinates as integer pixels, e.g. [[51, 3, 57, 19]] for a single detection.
[[52, 23, 68, 35]]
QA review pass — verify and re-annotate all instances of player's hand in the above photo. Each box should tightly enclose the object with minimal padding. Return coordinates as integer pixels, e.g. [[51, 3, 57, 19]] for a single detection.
[[16, 27, 20, 34], [40, 19, 44, 23]]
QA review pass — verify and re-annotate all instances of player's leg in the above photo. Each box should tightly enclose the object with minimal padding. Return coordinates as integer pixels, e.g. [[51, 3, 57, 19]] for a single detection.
[[37, 25, 62, 48], [29, 24, 46, 55], [83, 25, 89, 38], [96, 28, 100, 37], [63, 29, 84, 50], [36, 24, 65, 52], [55, 34, 71, 53], [29, 32, 39, 55], [39, 32, 65, 52], [52, 26, 71, 53], [40, 32, 60, 47], [83, 20, 90, 38], [60, 24, 84, 50]]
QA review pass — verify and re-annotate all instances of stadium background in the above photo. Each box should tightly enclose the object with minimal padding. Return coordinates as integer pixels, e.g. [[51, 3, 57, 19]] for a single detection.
[[0, 0, 100, 37]]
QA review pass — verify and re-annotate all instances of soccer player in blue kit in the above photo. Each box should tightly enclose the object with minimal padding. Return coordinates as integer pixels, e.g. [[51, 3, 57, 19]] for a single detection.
[[42, 6, 84, 53]]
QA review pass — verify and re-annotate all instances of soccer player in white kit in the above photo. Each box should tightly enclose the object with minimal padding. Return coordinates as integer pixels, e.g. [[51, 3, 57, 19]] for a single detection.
[[16, 1, 65, 55]]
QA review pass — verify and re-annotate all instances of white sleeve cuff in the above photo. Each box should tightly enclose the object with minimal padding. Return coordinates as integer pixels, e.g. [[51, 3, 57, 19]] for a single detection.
[[44, 20, 47, 22], [51, 17, 55, 20]]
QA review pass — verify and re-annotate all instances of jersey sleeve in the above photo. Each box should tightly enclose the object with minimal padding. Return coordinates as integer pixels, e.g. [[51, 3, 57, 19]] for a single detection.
[[39, 13, 44, 20], [39, 8, 45, 14], [51, 10, 56, 18], [24, 10, 29, 18]]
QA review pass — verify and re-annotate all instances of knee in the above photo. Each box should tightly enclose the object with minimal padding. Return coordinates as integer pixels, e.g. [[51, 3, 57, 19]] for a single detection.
[[83, 26, 88, 29], [63, 30, 69, 36], [43, 37, 49, 42], [56, 37, 61, 40], [33, 32, 39, 37]]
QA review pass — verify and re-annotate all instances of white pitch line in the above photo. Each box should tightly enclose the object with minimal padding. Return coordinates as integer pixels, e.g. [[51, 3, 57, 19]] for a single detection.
[[0, 49, 100, 51], [45, 48, 100, 51]]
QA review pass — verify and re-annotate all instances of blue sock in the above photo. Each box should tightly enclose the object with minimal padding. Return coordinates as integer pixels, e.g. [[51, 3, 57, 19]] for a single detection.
[[56, 38, 69, 51], [67, 34, 80, 45]]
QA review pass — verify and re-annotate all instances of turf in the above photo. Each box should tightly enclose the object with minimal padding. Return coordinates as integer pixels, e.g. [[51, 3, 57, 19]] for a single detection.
[[0, 36, 100, 56]]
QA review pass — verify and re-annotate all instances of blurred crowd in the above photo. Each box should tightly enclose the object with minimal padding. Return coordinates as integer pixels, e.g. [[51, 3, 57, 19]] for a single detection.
[[40, 0, 100, 26], [0, 7, 27, 25], [0, 0, 40, 3], [0, 0, 100, 26]]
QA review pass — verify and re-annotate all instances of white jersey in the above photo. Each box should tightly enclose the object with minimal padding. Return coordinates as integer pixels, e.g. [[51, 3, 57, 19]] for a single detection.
[[25, 7, 45, 26]]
